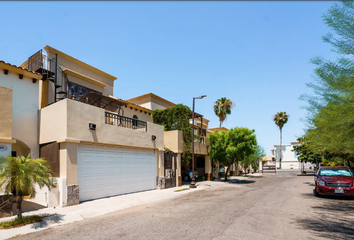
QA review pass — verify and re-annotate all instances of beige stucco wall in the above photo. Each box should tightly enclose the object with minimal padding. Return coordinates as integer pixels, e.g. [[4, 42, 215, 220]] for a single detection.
[[39, 99, 67, 144], [40, 46, 116, 97], [46, 54, 114, 96], [127, 94, 175, 111], [122, 106, 153, 123], [0, 86, 12, 140], [46, 53, 114, 87], [157, 151, 164, 177], [150, 102, 168, 111], [39, 99, 164, 151], [205, 155, 211, 174], [164, 130, 209, 155], [59, 143, 78, 186], [193, 138, 210, 155], [164, 130, 183, 153]]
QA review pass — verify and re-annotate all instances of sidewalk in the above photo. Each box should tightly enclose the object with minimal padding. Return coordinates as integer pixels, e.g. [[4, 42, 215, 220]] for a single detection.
[[0, 175, 262, 239]]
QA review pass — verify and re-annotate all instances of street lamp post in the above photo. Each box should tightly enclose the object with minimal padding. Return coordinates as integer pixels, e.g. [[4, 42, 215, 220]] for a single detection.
[[190, 95, 207, 189]]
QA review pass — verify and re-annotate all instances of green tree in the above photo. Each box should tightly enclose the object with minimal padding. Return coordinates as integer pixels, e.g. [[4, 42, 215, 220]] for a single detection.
[[213, 97, 234, 127], [301, 1, 354, 163], [273, 112, 289, 169], [208, 130, 228, 179], [208, 127, 257, 181], [291, 137, 322, 166], [152, 104, 193, 166], [243, 145, 266, 173], [0, 155, 52, 219]]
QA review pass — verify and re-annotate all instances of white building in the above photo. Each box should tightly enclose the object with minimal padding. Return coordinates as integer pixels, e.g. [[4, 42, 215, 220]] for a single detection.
[[271, 142, 315, 170]]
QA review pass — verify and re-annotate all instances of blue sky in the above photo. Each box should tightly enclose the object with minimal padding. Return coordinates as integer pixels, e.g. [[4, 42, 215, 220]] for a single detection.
[[0, 1, 335, 155]]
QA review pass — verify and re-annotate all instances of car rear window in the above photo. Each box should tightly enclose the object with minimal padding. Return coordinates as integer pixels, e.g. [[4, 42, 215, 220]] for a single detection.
[[319, 169, 354, 176]]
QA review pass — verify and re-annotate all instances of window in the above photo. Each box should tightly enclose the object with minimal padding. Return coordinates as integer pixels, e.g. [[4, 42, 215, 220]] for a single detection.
[[319, 169, 353, 176], [67, 82, 100, 99], [133, 115, 138, 127]]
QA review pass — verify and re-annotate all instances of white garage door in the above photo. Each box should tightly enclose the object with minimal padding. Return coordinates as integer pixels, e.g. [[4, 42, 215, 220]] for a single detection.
[[78, 144, 157, 202]]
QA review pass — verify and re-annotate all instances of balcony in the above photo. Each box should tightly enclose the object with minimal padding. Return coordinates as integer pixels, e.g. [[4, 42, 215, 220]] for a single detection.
[[105, 112, 147, 132], [164, 130, 209, 155], [39, 98, 164, 150], [194, 135, 207, 144]]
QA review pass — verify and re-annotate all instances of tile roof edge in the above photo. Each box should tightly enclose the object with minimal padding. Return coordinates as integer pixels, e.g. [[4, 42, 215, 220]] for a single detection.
[[0, 60, 42, 76]]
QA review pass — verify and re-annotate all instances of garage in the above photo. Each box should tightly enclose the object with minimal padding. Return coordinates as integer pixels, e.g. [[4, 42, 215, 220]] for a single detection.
[[78, 144, 157, 202]]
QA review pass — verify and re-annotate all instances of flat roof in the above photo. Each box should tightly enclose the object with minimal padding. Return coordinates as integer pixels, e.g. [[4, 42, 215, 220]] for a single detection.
[[44, 45, 117, 81], [127, 93, 176, 107]]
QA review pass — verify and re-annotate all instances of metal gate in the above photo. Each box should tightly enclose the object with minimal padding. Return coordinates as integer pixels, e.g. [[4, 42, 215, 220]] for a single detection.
[[261, 164, 276, 174], [300, 162, 317, 175], [164, 151, 176, 189]]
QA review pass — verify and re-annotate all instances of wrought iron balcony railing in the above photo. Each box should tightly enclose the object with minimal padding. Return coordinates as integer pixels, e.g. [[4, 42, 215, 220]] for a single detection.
[[194, 135, 206, 144], [105, 112, 147, 132]]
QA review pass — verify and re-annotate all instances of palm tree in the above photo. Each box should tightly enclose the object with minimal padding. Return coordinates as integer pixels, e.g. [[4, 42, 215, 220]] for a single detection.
[[213, 97, 234, 127], [273, 112, 289, 169], [0, 155, 52, 219]]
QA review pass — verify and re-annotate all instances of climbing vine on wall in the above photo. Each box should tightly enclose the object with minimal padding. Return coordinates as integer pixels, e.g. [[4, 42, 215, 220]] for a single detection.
[[152, 104, 193, 167]]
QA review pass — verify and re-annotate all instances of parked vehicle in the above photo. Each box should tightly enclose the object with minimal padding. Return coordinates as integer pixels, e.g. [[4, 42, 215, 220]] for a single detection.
[[181, 167, 199, 181], [314, 166, 354, 197]]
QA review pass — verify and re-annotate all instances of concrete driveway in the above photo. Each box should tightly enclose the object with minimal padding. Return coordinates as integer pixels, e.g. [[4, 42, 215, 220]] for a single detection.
[[13, 171, 354, 239]]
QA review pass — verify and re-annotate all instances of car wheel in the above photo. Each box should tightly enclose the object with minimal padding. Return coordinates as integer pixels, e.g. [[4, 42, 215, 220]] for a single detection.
[[314, 187, 321, 197], [183, 175, 190, 181]]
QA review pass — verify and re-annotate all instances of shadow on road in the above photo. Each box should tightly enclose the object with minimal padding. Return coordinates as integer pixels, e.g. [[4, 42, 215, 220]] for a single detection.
[[303, 181, 315, 186], [31, 214, 64, 229], [296, 193, 354, 239], [296, 174, 315, 177], [227, 179, 255, 184]]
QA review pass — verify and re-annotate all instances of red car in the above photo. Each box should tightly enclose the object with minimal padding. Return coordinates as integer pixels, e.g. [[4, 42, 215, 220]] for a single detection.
[[314, 166, 354, 197]]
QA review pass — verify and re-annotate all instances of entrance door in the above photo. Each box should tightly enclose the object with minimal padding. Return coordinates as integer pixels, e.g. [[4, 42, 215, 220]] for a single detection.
[[164, 151, 176, 189]]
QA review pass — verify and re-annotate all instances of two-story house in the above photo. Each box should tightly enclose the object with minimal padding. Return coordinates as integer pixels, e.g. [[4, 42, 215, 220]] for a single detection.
[[127, 93, 212, 188], [0, 61, 43, 214], [1, 46, 165, 208], [272, 142, 315, 170]]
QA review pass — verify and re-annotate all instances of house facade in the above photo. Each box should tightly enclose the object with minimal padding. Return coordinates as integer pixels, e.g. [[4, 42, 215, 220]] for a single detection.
[[127, 93, 212, 187], [1, 46, 165, 208], [272, 142, 315, 170], [0, 61, 42, 161], [0, 61, 43, 206]]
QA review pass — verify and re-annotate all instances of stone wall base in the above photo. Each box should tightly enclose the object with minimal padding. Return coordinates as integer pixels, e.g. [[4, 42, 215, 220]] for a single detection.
[[67, 185, 79, 206], [0, 195, 13, 218], [156, 177, 166, 189]]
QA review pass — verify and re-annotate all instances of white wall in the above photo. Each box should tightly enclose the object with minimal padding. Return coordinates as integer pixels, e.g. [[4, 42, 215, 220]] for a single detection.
[[150, 102, 167, 111], [275, 145, 297, 163], [0, 72, 39, 158], [139, 102, 152, 110], [274, 143, 315, 170]]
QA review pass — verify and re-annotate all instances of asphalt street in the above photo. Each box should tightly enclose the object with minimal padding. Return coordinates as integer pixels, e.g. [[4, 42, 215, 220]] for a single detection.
[[18, 171, 354, 240]]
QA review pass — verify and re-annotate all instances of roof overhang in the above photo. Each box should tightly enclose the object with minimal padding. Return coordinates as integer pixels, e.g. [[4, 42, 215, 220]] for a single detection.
[[0, 61, 42, 80], [63, 69, 107, 88], [85, 92, 125, 112], [44, 45, 117, 81]]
